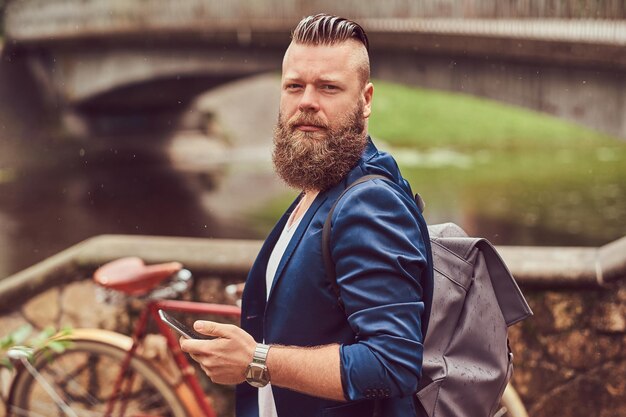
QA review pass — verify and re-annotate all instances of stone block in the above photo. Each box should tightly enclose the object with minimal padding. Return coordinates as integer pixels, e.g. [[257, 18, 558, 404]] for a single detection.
[[530, 360, 626, 417], [21, 287, 60, 329], [546, 292, 584, 331], [592, 302, 626, 333], [193, 277, 240, 326], [540, 329, 623, 370], [59, 280, 127, 331], [195, 276, 228, 304], [0, 312, 30, 337], [508, 322, 574, 398], [598, 362, 626, 417]]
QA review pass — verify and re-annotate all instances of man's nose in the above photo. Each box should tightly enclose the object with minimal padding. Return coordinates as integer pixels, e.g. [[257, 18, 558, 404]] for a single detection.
[[298, 85, 320, 112]]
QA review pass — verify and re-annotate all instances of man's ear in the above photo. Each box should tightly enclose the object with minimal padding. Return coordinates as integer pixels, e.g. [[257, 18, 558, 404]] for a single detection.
[[362, 82, 374, 119]]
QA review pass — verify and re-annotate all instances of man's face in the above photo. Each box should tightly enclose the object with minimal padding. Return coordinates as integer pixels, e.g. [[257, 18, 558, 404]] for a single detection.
[[273, 41, 374, 191], [279, 40, 372, 137]]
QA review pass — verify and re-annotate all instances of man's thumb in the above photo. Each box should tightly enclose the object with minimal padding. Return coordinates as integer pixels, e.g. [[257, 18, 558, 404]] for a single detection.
[[194, 320, 228, 337]]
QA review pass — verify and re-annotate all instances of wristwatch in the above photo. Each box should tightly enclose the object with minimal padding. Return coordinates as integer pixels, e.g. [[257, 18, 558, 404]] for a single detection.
[[245, 343, 271, 387]]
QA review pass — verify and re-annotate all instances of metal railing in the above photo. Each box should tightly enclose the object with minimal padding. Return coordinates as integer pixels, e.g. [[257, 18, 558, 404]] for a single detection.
[[5, 0, 625, 22], [5, 0, 625, 43]]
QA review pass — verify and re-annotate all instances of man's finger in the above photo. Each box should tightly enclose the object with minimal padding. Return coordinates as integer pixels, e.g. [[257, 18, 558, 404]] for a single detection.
[[179, 337, 212, 354], [194, 320, 234, 338]]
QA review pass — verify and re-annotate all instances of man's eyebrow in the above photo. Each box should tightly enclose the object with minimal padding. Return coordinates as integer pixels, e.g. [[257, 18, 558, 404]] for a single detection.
[[282, 75, 345, 88], [317, 78, 342, 84], [282, 76, 303, 84], [281, 75, 345, 85]]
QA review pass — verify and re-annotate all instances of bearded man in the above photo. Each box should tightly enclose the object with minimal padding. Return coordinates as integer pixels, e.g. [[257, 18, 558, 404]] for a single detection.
[[181, 14, 433, 417]]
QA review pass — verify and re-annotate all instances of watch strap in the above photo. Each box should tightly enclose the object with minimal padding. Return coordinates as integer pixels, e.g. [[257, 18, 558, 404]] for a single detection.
[[252, 343, 270, 365]]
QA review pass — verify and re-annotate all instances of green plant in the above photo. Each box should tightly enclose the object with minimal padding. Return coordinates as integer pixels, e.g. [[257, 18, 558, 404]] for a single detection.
[[0, 325, 72, 370]]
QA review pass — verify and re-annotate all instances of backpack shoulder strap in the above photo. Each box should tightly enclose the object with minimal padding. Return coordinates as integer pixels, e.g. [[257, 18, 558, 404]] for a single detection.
[[322, 174, 391, 313]]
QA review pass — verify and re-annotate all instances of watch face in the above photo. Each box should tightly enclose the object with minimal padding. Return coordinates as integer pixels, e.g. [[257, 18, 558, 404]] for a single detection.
[[246, 363, 270, 388]]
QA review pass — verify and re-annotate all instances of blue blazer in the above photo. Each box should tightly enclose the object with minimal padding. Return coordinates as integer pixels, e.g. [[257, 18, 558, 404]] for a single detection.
[[237, 139, 432, 417]]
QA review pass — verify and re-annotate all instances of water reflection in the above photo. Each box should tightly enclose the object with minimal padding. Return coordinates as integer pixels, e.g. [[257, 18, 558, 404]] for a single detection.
[[400, 147, 626, 246], [0, 139, 229, 277]]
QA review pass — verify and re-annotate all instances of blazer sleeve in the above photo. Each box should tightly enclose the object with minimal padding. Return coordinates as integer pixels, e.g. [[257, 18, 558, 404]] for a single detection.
[[330, 179, 428, 401]]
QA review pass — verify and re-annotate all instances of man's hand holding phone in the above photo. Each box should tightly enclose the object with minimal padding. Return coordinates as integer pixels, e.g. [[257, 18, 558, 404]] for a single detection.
[[166, 314, 258, 386], [158, 309, 214, 340]]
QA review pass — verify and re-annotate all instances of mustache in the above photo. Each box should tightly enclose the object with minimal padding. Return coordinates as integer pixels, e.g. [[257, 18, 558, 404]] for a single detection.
[[288, 112, 329, 130]]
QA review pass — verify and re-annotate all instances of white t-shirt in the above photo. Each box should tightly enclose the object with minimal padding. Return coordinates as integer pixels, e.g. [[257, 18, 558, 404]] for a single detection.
[[259, 202, 308, 417]]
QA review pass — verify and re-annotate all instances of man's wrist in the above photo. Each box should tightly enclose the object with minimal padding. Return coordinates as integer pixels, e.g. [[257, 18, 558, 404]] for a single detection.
[[252, 343, 271, 365], [245, 343, 271, 387]]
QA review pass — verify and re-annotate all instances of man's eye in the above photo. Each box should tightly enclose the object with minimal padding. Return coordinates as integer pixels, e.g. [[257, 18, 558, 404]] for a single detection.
[[321, 85, 338, 91], [286, 84, 302, 90]]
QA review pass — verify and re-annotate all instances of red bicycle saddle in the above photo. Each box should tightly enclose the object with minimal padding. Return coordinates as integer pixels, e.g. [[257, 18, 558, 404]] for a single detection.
[[94, 257, 183, 295]]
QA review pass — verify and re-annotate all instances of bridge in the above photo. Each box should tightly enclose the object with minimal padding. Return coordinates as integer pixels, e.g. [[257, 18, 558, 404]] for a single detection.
[[2, 0, 626, 138]]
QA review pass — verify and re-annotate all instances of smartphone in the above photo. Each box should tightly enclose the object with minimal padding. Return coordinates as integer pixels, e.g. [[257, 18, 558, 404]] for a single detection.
[[158, 309, 214, 340]]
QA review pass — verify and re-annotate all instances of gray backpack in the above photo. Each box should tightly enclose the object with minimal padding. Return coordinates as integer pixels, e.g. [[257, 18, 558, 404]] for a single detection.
[[322, 175, 533, 417]]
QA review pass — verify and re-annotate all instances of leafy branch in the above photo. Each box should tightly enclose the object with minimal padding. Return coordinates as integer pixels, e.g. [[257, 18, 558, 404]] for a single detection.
[[0, 325, 73, 370]]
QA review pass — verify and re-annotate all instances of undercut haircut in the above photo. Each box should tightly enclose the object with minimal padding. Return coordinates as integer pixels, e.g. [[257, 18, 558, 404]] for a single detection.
[[291, 14, 370, 84]]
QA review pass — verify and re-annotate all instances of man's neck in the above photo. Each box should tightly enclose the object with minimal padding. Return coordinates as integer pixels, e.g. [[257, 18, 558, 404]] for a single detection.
[[287, 189, 319, 228]]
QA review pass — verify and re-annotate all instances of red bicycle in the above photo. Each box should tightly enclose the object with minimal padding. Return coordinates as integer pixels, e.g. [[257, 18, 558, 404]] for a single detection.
[[7, 257, 241, 417]]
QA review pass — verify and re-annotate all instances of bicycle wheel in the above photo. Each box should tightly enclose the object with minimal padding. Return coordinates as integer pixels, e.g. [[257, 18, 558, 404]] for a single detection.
[[493, 383, 529, 417], [8, 339, 189, 417]]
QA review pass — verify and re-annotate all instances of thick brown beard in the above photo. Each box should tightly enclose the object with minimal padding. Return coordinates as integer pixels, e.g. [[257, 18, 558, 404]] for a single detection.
[[272, 105, 367, 191]]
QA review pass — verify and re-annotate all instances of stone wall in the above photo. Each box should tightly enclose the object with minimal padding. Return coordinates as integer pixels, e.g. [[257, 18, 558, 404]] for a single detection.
[[510, 283, 626, 417], [1, 275, 625, 417]]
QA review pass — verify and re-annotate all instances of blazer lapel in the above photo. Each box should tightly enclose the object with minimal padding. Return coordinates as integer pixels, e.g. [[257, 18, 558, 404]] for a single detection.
[[267, 192, 328, 304], [243, 197, 299, 327]]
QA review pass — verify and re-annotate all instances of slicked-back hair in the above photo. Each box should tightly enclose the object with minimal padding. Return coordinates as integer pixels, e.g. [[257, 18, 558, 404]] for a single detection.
[[292, 14, 369, 52], [291, 14, 370, 84]]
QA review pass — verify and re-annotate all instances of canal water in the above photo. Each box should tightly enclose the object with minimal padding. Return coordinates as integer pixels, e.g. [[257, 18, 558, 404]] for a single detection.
[[0, 74, 625, 279], [0, 73, 286, 278], [391, 144, 626, 247]]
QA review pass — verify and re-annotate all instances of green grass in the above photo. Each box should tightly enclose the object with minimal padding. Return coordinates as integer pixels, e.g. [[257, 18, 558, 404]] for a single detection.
[[369, 80, 619, 151]]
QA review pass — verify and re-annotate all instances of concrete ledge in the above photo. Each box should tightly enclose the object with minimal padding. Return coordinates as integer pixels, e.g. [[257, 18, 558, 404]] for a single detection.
[[0, 235, 261, 313], [1, 233, 625, 313], [498, 235, 626, 288]]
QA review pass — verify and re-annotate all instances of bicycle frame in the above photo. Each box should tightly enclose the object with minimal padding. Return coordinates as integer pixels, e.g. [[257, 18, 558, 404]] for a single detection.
[[107, 298, 241, 417]]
